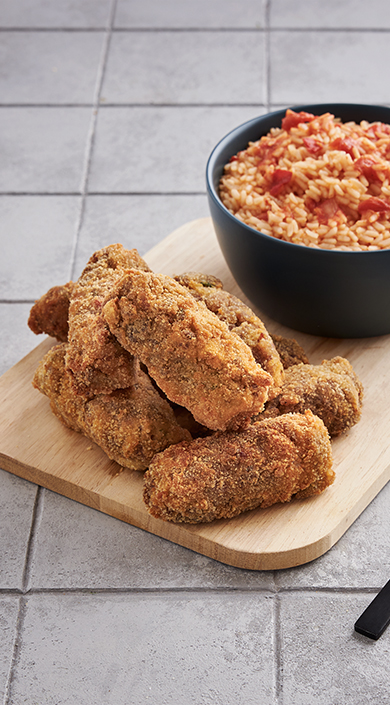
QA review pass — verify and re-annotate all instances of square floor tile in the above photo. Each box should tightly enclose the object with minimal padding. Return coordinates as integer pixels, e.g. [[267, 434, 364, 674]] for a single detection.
[[101, 31, 265, 104], [0, 32, 105, 104], [10, 592, 276, 704], [280, 592, 390, 704], [0, 0, 112, 28], [114, 0, 266, 29], [0, 596, 20, 702], [270, 0, 390, 28], [0, 304, 41, 375], [74, 193, 209, 274], [0, 107, 92, 192], [29, 490, 275, 589], [0, 470, 37, 589], [88, 106, 264, 192], [270, 31, 390, 105], [0, 196, 80, 298]]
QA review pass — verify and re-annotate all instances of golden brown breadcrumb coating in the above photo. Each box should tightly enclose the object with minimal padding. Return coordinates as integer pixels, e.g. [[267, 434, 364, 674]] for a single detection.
[[103, 269, 274, 432], [33, 343, 191, 470], [143, 410, 334, 523], [270, 334, 309, 369], [33, 343, 85, 432], [168, 402, 212, 438], [257, 356, 363, 437], [137, 362, 211, 438], [175, 272, 284, 387], [28, 282, 75, 342], [65, 244, 150, 396]]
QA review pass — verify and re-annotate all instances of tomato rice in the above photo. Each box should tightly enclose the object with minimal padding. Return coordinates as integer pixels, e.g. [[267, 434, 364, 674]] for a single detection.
[[219, 110, 390, 251]]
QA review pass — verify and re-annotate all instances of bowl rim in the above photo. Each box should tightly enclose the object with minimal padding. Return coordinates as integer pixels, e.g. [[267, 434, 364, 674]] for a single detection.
[[206, 102, 390, 258]]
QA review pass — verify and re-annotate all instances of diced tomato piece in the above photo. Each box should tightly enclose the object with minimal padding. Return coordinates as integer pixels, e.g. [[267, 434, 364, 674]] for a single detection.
[[269, 169, 292, 196], [253, 135, 285, 165], [354, 156, 381, 182], [330, 137, 358, 157], [281, 109, 315, 131], [303, 136, 323, 155], [305, 197, 317, 212], [314, 198, 340, 224], [369, 122, 390, 137], [253, 144, 275, 164], [358, 197, 390, 214]]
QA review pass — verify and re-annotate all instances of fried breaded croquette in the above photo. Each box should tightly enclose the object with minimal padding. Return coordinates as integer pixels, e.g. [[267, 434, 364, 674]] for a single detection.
[[270, 334, 309, 369], [28, 282, 75, 342], [102, 269, 274, 432], [143, 410, 334, 523], [65, 244, 151, 396], [175, 272, 284, 387], [168, 402, 212, 438], [257, 356, 363, 437], [33, 343, 191, 470]]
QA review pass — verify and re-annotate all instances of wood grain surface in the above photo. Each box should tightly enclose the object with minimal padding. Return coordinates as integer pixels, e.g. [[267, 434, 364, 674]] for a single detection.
[[1, 217, 389, 570]]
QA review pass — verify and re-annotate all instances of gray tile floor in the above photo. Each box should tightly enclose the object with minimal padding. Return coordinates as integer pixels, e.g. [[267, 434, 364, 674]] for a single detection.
[[1, 1, 390, 703]]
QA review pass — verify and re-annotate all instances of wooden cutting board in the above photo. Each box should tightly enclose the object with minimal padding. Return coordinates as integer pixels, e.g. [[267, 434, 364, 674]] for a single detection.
[[1, 217, 390, 570]]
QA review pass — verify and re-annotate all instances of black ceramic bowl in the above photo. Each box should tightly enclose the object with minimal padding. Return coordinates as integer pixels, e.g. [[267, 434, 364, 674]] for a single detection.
[[206, 103, 390, 338]]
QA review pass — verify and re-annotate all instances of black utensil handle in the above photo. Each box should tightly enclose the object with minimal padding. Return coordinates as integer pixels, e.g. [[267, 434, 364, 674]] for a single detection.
[[354, 579, 390, 640]]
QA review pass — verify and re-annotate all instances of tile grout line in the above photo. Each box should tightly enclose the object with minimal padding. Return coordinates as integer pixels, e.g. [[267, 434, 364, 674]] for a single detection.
[[2, 595, 28, 705], [21, 487, 45, 594], [0, 585, 385, 597], [272, 567, 283, 704], [274, 591, 284, 705], [1, 27, 390, 33], [0, 102, 268, 108], [0, 299, 36, 304], [3, 487, 45, 705], [67, 0, 118, 281], [0, 191, 208, 195], [1, 103, 390, 110]]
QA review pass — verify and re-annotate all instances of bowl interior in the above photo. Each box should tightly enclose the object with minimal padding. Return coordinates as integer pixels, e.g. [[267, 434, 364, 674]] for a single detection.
[[206, 104, 390, 337], [207, 102, 390, 212]]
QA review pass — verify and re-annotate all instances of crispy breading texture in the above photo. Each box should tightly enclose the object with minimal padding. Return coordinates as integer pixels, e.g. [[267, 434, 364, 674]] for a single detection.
[[143, 410, 334, 523], [257, 356, 363, 436], [28, 282, 75, 342], [33, 343, 191, 470], [65, 244, 150, 396], [102, 269, 273, 431], [270, 334, 309, 369], [33, 343, 85, 432], [168, 402, 212, 438], [175, 272, 284, 387]]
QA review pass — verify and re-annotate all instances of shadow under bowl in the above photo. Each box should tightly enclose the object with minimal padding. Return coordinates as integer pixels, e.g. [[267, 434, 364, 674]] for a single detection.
[[206, 103, 390, 338]]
